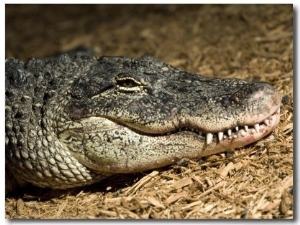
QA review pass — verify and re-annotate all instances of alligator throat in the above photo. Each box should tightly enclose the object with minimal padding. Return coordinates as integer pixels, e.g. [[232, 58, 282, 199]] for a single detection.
[[5, 55, 281, 191]]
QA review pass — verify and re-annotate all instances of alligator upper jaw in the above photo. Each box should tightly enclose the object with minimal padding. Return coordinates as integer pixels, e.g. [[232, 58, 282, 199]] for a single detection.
[[133, 106, 281, 154], [178, 107, 280, 145]]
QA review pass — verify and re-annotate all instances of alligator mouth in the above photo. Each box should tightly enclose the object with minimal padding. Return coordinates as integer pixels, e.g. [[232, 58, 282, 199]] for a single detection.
[[106, 106, 281, 157], [59, 106, 281, 173], [169, 107, 281, 157], [106, 107, 281, 148], [174, 108, 280, 143]]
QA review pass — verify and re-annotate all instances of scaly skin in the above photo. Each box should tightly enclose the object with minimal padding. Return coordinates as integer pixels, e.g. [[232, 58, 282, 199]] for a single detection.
[[5, 55, 281, 192]]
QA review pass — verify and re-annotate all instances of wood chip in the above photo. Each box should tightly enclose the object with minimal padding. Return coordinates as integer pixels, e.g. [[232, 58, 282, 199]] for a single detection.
[[55, 199, 68, 217], [280, 175, 293, 192], [220, 162, 235, 178], [98, 209, 118, 217], [123, 171, 159, 195], [263, 199, 281, 212], [16, 198, 24, 215], [280, 189, 293, 215], [147, 196, 165, 209], [165, 191, 187, 205], [172, 177, 193, 189]]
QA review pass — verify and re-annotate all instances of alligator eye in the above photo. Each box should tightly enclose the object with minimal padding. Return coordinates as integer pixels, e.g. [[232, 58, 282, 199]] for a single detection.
[[116, 76, 141, 87], [115, 75, 144, 92]]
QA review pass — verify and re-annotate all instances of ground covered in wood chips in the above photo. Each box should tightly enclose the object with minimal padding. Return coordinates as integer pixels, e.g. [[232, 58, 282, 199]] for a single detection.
[[5, 4, 293, 219]]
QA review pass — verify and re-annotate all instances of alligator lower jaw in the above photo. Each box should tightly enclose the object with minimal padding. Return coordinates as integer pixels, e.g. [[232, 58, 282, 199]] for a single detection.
[[189, 107, 281, 157]]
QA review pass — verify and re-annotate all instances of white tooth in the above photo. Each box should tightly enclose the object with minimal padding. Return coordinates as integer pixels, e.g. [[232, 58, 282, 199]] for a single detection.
[[235, 126, 239, 131], [228, 129, 232, 136], [254, 124, 260, 133], [233, 134, 237, 138], [277, 108, 280, 114], [244, 125, 248, 132], [264, 119, 269, 126], [218, 132, 224, 141], [241, 130, 247, 137], [206, 133, 213, 145]]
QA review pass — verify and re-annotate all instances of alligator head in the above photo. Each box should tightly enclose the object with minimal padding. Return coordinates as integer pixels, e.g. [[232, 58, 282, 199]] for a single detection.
[[5, 54, 281, 190], [57, 55, 281, 174]]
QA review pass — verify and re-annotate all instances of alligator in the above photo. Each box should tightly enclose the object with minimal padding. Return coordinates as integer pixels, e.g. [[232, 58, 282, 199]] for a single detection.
[[5, 54, 281, 193]]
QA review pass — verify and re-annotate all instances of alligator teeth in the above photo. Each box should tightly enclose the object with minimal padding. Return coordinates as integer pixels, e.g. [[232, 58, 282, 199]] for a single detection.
[[277, 108, 280, 114], [235, 126, 239, 131], [206, 133, 213, 145], [254, 123, 260, 133], [227, 129, 232, 137], [218, 132, 223, 141], [264, 119, 269, 126], [240, 130, 247, 137], [244, 125, 248, 132]]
